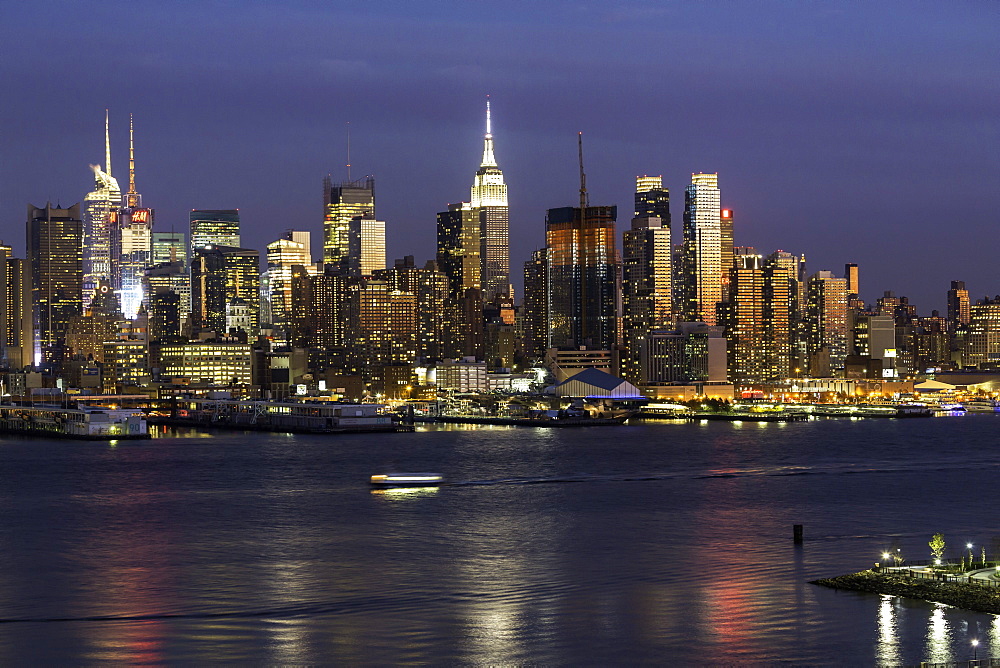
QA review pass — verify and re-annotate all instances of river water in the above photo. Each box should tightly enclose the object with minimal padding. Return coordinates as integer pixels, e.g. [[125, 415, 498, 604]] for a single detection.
[[0, 414, 997, 665]]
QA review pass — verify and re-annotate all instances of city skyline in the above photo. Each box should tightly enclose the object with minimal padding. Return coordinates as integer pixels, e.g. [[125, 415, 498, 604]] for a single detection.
[[2, 1, 997, 312]]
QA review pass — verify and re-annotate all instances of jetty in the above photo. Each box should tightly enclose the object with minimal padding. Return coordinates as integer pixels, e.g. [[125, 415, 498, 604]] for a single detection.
[[150, 398, 402, 434]]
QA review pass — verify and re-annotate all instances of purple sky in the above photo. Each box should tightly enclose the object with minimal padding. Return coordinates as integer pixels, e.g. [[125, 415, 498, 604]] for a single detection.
[[2, 0, 997, 312]]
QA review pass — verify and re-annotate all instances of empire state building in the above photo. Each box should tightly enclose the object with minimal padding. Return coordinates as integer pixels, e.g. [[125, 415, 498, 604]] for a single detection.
[[470, 99, 509, 302]]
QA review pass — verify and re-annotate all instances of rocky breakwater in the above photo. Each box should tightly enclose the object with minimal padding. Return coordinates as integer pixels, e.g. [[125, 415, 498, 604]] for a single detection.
[[812, 569, 1000, 614]]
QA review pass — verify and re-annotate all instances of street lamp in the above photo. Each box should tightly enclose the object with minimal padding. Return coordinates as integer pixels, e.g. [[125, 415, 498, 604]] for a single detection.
[[972, 638, 979, 661]]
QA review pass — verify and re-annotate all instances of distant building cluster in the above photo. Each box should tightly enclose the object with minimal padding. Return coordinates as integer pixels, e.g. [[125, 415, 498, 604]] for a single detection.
[[0, 105, 994, 402]]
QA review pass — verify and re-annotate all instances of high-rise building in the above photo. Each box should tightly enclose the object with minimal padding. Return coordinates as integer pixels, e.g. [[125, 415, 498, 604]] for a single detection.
[[621, 215, 672, 384], [190, 246, 260, 336], [347, 215, 386, 278], [262, 231, 316, 331], [28, 203, 83, 363], [323, 177, 374, 268], [720, 208, 735, 300], [144, 261, 191, 331], [152, 232, 187, 267], [0, 243, 32, 369], [110, 115, 153, 320], [546, 135, 619, 352], [82, 111, 123, 310], [545, 204, 619, 350], [719, 251, 797, 384], [681, 173, 722, 325], [522, 248, 548, 363], [634, 176, 670, 223], [806, 270, 848, 377], [845, 263, 860, 297], [964, 297, 1000, 369], [470, 99, 510, 302], [947, 280, 971, 331], [190, 210, 240, 255], [437, 201, 483, 359]]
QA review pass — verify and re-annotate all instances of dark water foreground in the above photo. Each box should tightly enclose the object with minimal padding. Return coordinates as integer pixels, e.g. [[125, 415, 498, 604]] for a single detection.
[[0, 415, 998, 665]]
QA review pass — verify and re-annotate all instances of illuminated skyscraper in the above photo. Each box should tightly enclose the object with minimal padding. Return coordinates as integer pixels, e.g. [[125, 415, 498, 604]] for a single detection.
[[152, 232, 187, 267], [0, 242, 32, 369], [111, 115, 153, 320], [845, 263, 860, 297], [720, 208, 734, 300], [437, 201, 483, 358], [323, 177, 374, 269], [522, 248, 547, 362], [622, 213, 672, 384], [718, 250, 796, 384], [947, 280, 970, 331], [546, 135, 619, 351], [190, 245, 260, 336], [262, 230, 316, 331], [82, 111, 122, 309], [470, 99, 509, 302], [806, 270, 848, 377], [348, 215, 386, 278], [634, 175, 670, 223], [28, 203, 83, 363], [190, 210, 240, 254], [681, 173, 722, 325]]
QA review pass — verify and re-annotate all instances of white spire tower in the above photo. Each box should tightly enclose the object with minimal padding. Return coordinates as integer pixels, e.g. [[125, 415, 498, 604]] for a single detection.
[[470, 95, 509, 302]]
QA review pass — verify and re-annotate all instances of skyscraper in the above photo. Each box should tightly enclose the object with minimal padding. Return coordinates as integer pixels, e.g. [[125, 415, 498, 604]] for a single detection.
[[0, 242, 32, 369], [109, 115, 153, 320], [681, 173, 722, 325], [28, 203, 83, 363], [806, 270, 848, 377], [323, 177, 374, 269], [190, 210, 240, 255], [347, 214, 386, 278], [82, 111, 122, 309], [621, 213, 672, 384], [845, 263, 860, 297], [262, 231, 315, 332], [436, 201, 483, 359], [546, 135, 619, 352], [190, 245, 260, 336], [152, 231, 188, 267], [634, 175, 670, 223], [522, 248, 548, 363], [720, 208, 735, 300], [947, 280, 970, 331], [470, 99, 509, 302]]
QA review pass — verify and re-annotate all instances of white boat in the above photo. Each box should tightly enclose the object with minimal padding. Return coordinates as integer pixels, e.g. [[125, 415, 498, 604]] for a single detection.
[[963, 399, 1000, 413], [370, 473, 443, 488]]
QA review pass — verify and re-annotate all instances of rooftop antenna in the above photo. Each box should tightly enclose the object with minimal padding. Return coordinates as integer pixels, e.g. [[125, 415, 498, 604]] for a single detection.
[[346, 121, 351, 182], [126, 113, 138, 207], [105, 109, 112, 176], [578, 131, 588, 210]]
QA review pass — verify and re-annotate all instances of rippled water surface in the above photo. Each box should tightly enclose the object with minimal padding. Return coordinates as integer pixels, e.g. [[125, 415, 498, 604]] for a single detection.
[[1, 415, 999, 664]]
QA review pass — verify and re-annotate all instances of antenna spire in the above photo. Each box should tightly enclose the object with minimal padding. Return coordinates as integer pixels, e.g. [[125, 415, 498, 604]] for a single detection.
[[126, 113, 138, 206], [346, 121, 351, 182], [104, 109, 112, 176], [578, 131, 588, 210], [480, 95, 497, 167]]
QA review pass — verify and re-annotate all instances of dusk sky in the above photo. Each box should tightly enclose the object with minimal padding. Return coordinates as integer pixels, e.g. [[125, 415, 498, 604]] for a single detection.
[[2, 0, 997, 311]]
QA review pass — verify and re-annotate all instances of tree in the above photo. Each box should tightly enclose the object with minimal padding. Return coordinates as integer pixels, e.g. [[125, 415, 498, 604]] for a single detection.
[[929, 533, 946, 563]]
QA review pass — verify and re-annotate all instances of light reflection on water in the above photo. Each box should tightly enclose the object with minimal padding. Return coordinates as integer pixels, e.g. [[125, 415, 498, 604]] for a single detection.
[[0, 418, 999, 663], [926, 604, 952, 663]]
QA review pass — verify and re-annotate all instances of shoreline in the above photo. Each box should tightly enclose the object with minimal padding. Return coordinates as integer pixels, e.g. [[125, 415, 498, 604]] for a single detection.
[[812, 569, 1000, 614]]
